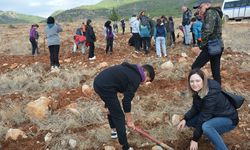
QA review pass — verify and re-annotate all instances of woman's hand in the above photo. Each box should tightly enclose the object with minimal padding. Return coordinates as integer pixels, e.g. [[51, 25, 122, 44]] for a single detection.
[[190, 140, 198, 150], [125, 112, 135, 130], [177, 119, 186, 130], [127, 120, 135, 130]]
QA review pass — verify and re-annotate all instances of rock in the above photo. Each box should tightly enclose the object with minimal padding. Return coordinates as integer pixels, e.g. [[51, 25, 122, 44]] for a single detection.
[[21, 64, 26, 68], [78, 62, 82, 65], [181, 52, 188, 58], [10, 63, 18, 69], [5, 128, 27, 140], [160, 61, 174, 70], [25, 97, 52, 120], [171, 114, 183, 126], [44, 132, 52, 142], [82, 84, 93, 97], [2, 63, 8, 66], [64, 58, 71, 63], [132, 53, 139, 58], [104, 146, 116, 150], [152, 145, 164, 150], [98, 62, 108, 69], [248, 104, 250, 108], [69, 139, 77, 149]]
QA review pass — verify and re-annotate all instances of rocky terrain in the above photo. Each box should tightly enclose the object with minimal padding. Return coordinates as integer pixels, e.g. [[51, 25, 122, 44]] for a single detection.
[[0, 20, 249, 150]]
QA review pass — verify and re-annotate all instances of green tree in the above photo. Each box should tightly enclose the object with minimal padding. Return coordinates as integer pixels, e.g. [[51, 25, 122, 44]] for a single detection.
[[109, 8, 119, 21]]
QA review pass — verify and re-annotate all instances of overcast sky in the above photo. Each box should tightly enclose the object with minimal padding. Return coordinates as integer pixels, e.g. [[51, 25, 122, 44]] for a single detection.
[[0, 0, 102, 17]]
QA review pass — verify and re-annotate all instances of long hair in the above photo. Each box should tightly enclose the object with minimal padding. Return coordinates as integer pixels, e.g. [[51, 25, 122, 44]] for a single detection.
[[188, 69, 208, 98]]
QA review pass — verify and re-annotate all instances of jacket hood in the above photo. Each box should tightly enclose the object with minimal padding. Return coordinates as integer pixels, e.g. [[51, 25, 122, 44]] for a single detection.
[[208, 79, 221, 94]]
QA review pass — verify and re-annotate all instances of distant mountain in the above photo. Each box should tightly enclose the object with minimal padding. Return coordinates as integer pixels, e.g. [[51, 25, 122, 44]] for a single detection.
[[53, 0, 223, 22], [0, 11, 44, 24]]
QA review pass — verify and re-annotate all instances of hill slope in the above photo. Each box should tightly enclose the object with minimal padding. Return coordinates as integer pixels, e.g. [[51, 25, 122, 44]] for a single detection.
[[54, 0, 223, 22], [0, 11, 44, 24]]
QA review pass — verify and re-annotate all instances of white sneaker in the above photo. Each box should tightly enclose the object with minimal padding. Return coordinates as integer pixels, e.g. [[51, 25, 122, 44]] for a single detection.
[[54, 66, 60, 73], [89, 56, 96, 60], [128, 147, 134, 150], [111, 130, 117, 139]]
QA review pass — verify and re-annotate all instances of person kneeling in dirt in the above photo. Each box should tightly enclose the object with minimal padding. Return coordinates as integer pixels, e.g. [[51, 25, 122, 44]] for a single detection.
[[177, 69, 239, 150], [72, 22, 86, 55], [94, 62, 155, 150]]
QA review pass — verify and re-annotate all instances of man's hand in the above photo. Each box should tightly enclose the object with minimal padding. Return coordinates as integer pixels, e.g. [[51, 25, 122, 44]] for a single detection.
[[125, 112, 135, 130], [190, 140, 198, 150], [191, 46, 201, 55], [177, 119, 186, 130]]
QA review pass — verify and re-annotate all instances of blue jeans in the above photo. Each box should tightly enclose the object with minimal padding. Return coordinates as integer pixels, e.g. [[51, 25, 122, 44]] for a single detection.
[[183, 24, 191, 45], [186, 114, 236, 150], [156, 36, 167, 57]]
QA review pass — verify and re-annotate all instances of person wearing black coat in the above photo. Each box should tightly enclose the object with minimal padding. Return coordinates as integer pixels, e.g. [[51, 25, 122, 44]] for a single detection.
[[94, 62, 155, 150], [177, 69, 238, 150], [86, 19, 96, 60]]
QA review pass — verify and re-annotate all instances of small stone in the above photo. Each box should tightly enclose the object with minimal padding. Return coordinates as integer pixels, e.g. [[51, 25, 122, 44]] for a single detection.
[[152, 145, 164, 150], [160, 61, 174, 70], [64, 58, 71, 63], [2, 63, 8, 66], [5, 128, 27, 140], [69, 139, 77, 149], [44, 132, 52, 142], [171, 114, 183, 126], [181, 52, 188, 57], [104, 146, 115, 150], [82, 84, 93, 97], [10, 63, 18, 69], [98, 62, 108, 69]]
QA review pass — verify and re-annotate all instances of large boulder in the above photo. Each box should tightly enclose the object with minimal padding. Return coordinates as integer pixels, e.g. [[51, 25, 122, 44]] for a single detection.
[[25, 97, 52, 120]]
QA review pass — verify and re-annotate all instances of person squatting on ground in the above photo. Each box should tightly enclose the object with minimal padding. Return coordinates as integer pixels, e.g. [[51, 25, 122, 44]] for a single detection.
[[181, 5, 192, 45], [104, 20, 116, 55], [29, 24, 39, 56], [73, 22, 86, 55], [168, 16, 176, 46], [177, 69, 238, 150], [191, 0, 224, 84], [130, 15, 141, 52], [45, 16, 63, 72], [154, 19, 167, 57], [94, 62, 155, 150], [86, 19, 97, 61]]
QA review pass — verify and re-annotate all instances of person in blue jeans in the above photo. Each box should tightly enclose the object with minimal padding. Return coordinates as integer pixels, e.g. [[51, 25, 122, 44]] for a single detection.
[[177, 69, 238, 150]]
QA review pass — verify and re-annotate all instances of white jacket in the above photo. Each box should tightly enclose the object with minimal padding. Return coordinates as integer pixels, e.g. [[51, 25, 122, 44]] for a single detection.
[[129, 17, 140, 33]]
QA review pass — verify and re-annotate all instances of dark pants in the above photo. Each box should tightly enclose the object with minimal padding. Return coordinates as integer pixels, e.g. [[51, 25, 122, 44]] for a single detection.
[[170, 32, 176, 44], [106, 38, 113, 54], [141, 37, 150, 54], [192, 32, 196, 45], [88, 42, 95, 58], [94, 84, 130, 150], [122, 27, 125, 34], [132, 33, 141, 51], [48, 45, 60, 67], [191, 47, 223, 84], [30, 38, 37, 55]]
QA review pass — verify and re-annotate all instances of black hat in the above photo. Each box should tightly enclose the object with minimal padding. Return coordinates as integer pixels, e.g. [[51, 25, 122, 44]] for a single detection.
[[142, 64, 155, 82], [87, 19, 92, 25], [47, 16, 55, 24], [32, 24, 39, 27], [193, 0, 211, 9]]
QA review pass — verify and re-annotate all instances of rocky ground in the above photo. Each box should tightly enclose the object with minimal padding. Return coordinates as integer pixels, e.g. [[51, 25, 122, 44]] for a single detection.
[[0, 21, 249, 150]]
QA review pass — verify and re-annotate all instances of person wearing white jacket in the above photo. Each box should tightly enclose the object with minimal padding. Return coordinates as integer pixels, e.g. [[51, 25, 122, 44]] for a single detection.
[[129, 15, 140, 52]]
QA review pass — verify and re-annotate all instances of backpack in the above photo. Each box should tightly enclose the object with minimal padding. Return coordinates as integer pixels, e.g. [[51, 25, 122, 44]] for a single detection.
[[106, 27, 114, 39], [222, 90, 245, 109]]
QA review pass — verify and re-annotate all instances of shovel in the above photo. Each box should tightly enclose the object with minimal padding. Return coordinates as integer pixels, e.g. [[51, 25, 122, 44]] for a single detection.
[[134, 127, 174, 150]]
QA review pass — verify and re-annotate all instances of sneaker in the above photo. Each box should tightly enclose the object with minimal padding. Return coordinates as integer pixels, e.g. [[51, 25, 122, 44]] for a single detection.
[[111, 131, 117, 139], [164, 54, 167, 57], [89, 56, 96, 60], [128, 147, 134, 150]]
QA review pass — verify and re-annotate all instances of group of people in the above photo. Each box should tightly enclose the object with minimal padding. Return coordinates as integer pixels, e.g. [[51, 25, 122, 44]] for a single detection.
[[94, 0, 239, 150], [28, 0, 240, 149]]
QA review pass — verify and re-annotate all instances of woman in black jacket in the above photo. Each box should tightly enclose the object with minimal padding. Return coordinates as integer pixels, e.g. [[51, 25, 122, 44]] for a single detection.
[[86, 19, 96, 60], [177, 69, 238, 150]]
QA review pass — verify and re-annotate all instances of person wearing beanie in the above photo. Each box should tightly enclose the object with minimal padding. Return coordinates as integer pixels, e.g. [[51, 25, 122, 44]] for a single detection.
[[45, 16, 63, 72], [93, 62, 155, 150], [104, 20, 116, 55], [86, 19, 97, 60]]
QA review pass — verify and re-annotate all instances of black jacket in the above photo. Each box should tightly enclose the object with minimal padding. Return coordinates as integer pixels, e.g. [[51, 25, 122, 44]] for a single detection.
[[86, 25, 96, 43], [182, 8, 192, 26], [93, 62, 142, 112], [184, 79, 239, 142]]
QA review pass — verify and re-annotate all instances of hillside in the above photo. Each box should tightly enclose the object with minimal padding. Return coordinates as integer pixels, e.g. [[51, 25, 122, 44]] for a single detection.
[[54, 0, 223, 22], [0, 11, 44, 24]]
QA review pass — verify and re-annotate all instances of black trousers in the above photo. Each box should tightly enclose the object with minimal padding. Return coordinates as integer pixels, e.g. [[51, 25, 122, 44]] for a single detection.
[[170, 32, 176, 43], [106, 38, 113, 54], [48, 45, 60, 67], [94, 84, 130, 150], [192, 47, 223, 84], [132, 33, 141, 51], [88, 42, 95, 58], [122, 27, 125, 34], [30, 38, 37, 55], [141, 37, 150, 53]]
